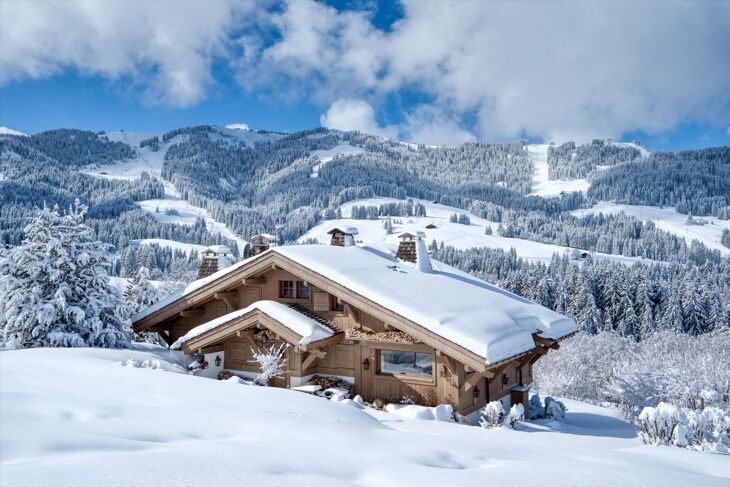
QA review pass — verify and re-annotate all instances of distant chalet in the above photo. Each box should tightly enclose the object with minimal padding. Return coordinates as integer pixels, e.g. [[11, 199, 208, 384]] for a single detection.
[[133, 231, 576, 415]]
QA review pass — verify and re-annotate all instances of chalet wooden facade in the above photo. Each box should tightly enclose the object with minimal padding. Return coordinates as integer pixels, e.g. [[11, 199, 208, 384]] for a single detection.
[[133, 234, 576, 416]]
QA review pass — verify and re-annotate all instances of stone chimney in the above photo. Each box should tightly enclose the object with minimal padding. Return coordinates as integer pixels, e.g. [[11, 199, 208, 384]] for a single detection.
[[250, 234, 276, 256], [197, 245, 233, 279], [396, 231, 432, 272], [327, 226, 358, 247]]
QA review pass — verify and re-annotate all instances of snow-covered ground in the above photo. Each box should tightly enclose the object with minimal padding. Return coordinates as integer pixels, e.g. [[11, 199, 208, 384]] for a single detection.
[[1, 347, 727, 487], [528, 144, 590, 197], [572, 202, 730, 256], [310, 142, 364, 177], [300, 197, 652, 265], [84, 131, 248, 253]]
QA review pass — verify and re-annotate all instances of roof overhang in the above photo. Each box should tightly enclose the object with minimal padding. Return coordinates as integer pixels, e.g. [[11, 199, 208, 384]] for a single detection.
[[134, 250, 517, 372]]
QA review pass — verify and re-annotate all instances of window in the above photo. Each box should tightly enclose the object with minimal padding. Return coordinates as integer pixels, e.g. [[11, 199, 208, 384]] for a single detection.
[[330, 295, 345, 312], [297, 281, 310, 299], [379, 350, 433, 378], [279, 280, 295, 298]]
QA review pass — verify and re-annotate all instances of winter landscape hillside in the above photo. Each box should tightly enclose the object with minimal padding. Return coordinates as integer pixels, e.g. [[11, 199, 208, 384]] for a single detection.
[[3, 1, 730, 485]]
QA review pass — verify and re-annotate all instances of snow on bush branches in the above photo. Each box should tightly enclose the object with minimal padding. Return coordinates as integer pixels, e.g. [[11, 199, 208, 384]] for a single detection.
[[639, 402, 730, 453], [479, 401, 528, 429], [251, 343, 288, 386], [534, 331, 730, 419], [0, 201, 129, 349]]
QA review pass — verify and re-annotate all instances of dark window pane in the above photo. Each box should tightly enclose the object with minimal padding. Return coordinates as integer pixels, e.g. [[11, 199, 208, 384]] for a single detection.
[[281, 280, 295, 298], [380, 350, 432, 377], [297, 281, 310, 299]]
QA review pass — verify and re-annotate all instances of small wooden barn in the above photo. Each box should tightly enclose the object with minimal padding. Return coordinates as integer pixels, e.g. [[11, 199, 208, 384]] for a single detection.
[[133, 230, 576, 416]]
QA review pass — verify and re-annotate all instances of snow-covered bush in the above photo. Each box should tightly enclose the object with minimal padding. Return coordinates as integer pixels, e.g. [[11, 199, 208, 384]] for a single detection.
[[639, 402, 730, 452], [544, 397, 566, 420], [529, 394, 545, 420], [534, 331, 730, 418], [251, 343, 288, 386], [0, 202, 129, 349], [508, 403, 525, 428], [479, 401, 505, 428]]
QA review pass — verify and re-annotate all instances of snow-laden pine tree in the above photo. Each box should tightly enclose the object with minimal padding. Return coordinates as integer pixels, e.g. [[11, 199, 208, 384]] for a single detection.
[[0, 201, 130, 349], [123, 266, 163, 344]]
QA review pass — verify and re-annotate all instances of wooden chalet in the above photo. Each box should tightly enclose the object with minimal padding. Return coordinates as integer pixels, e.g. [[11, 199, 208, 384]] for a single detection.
[[133, 229, 576, 416]]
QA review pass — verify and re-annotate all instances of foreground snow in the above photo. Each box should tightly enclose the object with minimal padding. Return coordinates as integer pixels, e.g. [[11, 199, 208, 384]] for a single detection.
[[2, 348, 728, 487], [572, 202, 730, 256]]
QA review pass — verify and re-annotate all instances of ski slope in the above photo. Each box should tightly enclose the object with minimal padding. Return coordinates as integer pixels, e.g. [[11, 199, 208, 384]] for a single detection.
[[84, 131, 248, 253], [572, 202, 730, 256], [300, 197, 652, 265], [528, 144, 590, 197], [1, 347, 727, 487], [0, 126, 27, 137], [310, 142, 364, 177]]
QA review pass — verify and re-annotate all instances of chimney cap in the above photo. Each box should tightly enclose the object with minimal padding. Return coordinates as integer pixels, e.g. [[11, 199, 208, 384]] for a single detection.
[[397, 231, 425, 240], [327, 226, 359, 235], [252, 233, 276, 241], [203, 245, 231, 256]]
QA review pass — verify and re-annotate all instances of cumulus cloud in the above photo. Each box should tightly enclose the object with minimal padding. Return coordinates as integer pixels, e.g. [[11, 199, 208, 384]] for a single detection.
[[3, 0, 729, 143], [320, 99, 397, 138], [225, 123, 250, 131], [0, 0, 252, 107], [247, 0, 730, 142]]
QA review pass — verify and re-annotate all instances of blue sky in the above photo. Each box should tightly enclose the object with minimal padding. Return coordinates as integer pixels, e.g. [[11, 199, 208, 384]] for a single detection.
[[1, 0, 729, 151]]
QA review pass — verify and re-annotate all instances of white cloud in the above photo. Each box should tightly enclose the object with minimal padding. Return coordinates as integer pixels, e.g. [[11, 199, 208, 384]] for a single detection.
[[248, 0, 730, 142], [3, 0, 729, 143], [320, 99, 397, 138], [0, 0, 254, 107], [225, 123, 250, 131]]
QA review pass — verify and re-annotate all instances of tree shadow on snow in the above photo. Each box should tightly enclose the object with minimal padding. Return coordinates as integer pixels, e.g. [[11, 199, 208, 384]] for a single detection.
[[518, 412, 638, 439]]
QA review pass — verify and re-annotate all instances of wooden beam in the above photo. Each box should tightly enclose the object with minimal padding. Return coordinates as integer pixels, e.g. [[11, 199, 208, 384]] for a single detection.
[[300, 333, 344, 351], [242, 277, 266, 286], [179, 308, 204, 318], [464, 371, 483, 390], [436, 351, 456, 375], [156, 329, 173, 346], [301, 350, 326, 370], [534, 335, 558, 348], [214, 292, 238, 309]]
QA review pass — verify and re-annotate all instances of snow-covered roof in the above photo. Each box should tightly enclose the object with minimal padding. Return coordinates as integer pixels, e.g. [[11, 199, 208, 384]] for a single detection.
[[398, 231, 426, 239], [137, 244, 576, 365], [273, 245, 575, 364], [204, 245, 231, 255], [171, 300, 334, 350], [252, 233, 276, 241], [327, 226, 359, 235]]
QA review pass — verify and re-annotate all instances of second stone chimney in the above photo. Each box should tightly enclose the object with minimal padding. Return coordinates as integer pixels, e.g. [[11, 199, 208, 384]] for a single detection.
[[250, 233, 276, 256], [327, 226, 358, 247], [197, 245, 234, 279], [396, 231, 432, 272]]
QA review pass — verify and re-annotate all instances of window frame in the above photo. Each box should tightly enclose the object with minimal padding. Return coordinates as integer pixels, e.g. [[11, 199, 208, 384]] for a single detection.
[[296, 281, 310, 299], [329, 294, 345, 312], [279, 280, 295, 299], [377, 349, 435, 381]]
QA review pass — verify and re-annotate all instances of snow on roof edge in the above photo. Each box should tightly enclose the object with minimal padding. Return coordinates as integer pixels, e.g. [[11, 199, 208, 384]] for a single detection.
[[171, 300, 334, 350]]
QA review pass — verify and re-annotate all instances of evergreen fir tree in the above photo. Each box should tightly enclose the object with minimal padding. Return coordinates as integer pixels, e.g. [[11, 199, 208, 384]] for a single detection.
[[0, 201, 130, 349]]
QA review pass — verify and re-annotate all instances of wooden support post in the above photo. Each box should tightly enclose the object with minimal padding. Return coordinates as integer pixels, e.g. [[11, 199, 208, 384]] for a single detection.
[[156, 329, 173, 346], [464, 371, 483, 391], [301, 349, 326, 370]]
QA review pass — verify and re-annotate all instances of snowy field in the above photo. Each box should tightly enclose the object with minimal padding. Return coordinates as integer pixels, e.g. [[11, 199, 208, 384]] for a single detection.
[[300, 197, 652, 265], [1, 347, 728, 487], [528, 144, 590, 197], [572, 202, 730, 256]]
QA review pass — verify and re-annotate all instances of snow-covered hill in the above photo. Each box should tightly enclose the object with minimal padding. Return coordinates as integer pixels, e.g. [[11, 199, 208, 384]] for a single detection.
[[300, 197, 653, 265], [1, 347, 726, 487], [0, 126, 27, 137], [572, 202, 730, 256], [83, 129, 250, 253], [528, 144, 590, 197]]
